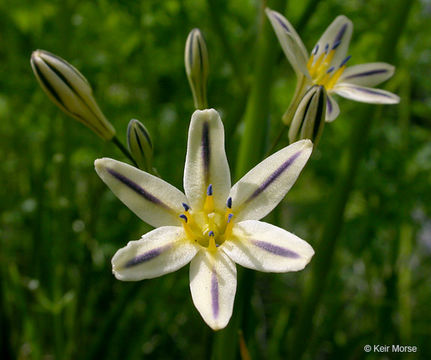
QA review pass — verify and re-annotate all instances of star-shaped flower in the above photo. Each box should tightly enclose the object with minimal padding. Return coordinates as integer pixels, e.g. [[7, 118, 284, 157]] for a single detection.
[[266, 8, 400, 122], [95, 109, 314, 330]]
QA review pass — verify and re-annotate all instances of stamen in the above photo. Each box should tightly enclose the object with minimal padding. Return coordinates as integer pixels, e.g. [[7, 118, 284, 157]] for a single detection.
[[227, 213, 234, 223], [180, 214, 195, 240], [204, 184, 214, 213], [182, 203, 190, 212], [309, 52, 325, 77], [226, 197, 232, 209], [332, 40, 341, 50], [326, 64, 347, 89], [223, 213, 234, 239], [327, 66, 335, 74], [208, 230, 217, 251], [339, 55, 351, 68]]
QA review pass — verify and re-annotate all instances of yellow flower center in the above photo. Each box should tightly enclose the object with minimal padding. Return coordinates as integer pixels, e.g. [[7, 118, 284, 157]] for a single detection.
[[306, 43, 350, 91], [179, 184, 234, 251]]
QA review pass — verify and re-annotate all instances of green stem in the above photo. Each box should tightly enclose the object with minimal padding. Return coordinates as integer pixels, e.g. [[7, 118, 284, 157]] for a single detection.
[[112, 135, 138, 167], [288, 1, 414, 358]]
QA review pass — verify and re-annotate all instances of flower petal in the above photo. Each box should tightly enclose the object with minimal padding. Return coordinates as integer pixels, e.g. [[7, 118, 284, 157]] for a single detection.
[[325, 94, 340, 122], [313, 15, 353, 69], [112, 226, 198, 281], [189, 249, 237, 330], [265, 8, 310, 77], [338, 62, 395, 87], [184, 109, 231, 212], [229, 139, 313, 221], [222, 220, 314, 272], [333, 84, 400, 104], [95, 158, 187, 228]]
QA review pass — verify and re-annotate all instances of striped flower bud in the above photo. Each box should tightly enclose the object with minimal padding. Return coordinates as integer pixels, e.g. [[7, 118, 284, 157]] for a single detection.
[[127, 119, 153, 172], [288, 85, 327, 144], [185, 28, 209, 109], [31, 50, 116, 140]]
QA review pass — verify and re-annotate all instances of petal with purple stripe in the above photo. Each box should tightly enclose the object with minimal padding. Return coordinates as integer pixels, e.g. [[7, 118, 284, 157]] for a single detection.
[[325, 94, 340, 122], [229, 139, 313, 222], [184, 109, 231, 212], [265, 8, 310, 77], [313, 15, 353, 69], [112, 226, 199, 281], [338, 62, 395, 87], [189, 249, 236, 330], [222, 220, 314, 273], [95, 158, 187, 228], [333, 84, 400, 104]]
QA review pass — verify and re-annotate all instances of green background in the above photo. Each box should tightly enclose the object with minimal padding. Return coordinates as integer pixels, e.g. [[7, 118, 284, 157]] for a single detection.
[[1, 0, 430, 359]]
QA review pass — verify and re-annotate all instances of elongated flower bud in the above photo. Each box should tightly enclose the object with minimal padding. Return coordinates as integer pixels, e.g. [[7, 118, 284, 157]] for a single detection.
[[185, 29, 209, 109], [288, 85, 327, 144], [127, 119, 153, 172], [31, 50, 116, 140]]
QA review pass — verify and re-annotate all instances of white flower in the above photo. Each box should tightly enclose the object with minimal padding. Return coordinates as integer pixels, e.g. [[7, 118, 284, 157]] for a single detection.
[[266, 8, 400, 122], [94, 109, 314, 330]]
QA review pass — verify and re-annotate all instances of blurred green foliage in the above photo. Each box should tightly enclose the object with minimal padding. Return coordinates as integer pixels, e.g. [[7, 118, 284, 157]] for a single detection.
[[1, 0, 431, 359]]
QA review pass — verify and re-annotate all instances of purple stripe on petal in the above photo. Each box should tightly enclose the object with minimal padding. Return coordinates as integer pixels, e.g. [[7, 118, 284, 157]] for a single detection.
[[344, 69, 388, 80], [350, 86, 395, 98], [334, 23, 348, 45], [106, 168, 170, 209], [326, 97, 333, 114], [273, 13, 290, 32], [246, 151, 302, 202], [124, 245, 171, 268], [252, 240, 300, 258], [201, 121, 210, 182], [211, 270, 219, 319]]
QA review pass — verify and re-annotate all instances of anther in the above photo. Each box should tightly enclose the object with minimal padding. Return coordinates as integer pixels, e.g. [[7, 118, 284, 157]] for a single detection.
[[313, 44, 319, 55], [324, 43, 329, 54], [226, 197, 232, 209], [332, 40, 341, 50], [327, 66, 335, 74], [340, 55, 351, 68], [179, 214, 188, 223], [182, 203, 190, 212], [206, 184, 213, 196], [208, 231, 215, 237], [227, 213, 234, 223]]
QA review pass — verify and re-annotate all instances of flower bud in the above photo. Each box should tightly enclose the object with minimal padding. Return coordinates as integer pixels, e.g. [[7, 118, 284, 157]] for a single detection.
[[127, 119, 153, 172], [288, 85, 327, 144], [31, 50, 116, 140], [185, 29, 209, 109]]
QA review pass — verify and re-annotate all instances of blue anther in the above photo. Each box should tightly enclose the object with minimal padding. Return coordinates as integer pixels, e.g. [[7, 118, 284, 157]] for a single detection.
[[182, 203, 190, 211], [340, 55, 351, 67], [327, 66, 335, 74], [179, 214, 188, 223], [313, 44, 319, 55], [324, 43, 329, 53], [332, 40, 341, 50], [227, 213, 234, 223], [208, 231, 215, 237], [226, 197, 232, 209], [206, 184, 213, 196]]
